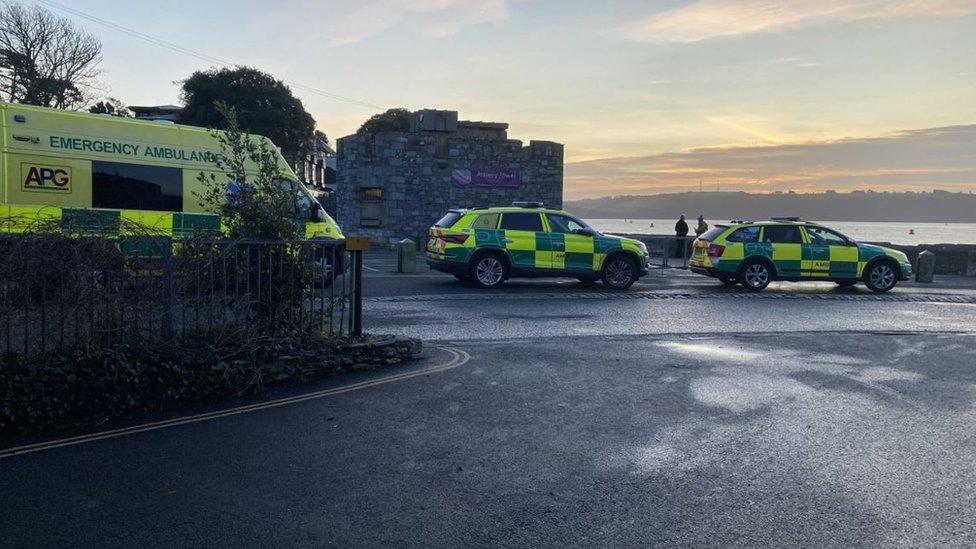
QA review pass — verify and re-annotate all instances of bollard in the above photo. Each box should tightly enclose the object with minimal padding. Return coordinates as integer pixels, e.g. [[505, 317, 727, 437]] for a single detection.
[[916, 250, 935, 283], [397, 238, 416, 273]]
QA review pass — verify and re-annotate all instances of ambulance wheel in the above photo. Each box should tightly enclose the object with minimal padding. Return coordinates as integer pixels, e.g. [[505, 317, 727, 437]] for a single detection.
[[864, 260, 898, 293], [313, 253, 337, 289], [602, 255, 638, 290], [739, 259, 772, 291], [470, 252, 507, 289]]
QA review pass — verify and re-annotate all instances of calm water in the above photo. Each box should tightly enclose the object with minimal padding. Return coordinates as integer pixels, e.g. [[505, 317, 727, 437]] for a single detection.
[[590, 219, 976, 245]]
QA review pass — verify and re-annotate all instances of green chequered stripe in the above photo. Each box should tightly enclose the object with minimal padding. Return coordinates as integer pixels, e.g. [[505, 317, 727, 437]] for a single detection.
[[509, 250, 535, 265], [173, 213, 220, 238], [475, 229, 506, 247], [565, 252, 593, 271], [829, 261, 858, 275], [594, 237, 622, 254], [538, 232, 565, 252]]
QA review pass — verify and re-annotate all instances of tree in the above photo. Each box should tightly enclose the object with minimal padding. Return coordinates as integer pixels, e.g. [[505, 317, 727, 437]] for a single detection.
[[195, 101, 303, 240], [357, 108, 411, 135], [88, 96, 130, 117], [0, 2, 101, 109], [179, 66, 315, 164]]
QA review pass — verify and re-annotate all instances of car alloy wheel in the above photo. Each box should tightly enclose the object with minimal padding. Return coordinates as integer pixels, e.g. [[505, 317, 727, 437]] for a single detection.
[[313, 253, 335, 288], [868, 263, 896, 291], [604, 257, 636, 289], [475, 256, 504, 287], [743, 263, 769, 290]]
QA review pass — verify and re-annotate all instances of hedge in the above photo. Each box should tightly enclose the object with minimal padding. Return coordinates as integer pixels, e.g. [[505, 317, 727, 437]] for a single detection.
[[0, 335, 421, 435]]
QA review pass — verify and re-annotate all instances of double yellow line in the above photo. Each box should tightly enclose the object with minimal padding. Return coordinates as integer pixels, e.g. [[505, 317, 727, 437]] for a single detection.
[[0, 346, 470, 460]]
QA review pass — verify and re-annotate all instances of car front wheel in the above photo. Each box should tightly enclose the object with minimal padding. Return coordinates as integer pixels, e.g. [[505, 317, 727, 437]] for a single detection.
[[864, 261, 898, 293], [602, 255, 638, 290]]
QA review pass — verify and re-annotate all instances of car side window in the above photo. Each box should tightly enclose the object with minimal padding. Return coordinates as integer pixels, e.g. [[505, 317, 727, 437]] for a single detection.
[[762, 225, 802, 243], [546, 214, 587, 234], [806, 226, 848, 245], [471, 213, 499, 229], [726, 226, 760, 243], [500, 212, 544, 232]]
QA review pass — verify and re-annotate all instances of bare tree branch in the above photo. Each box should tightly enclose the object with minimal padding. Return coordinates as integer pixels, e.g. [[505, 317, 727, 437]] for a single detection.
[[0, 2, 101, 109]]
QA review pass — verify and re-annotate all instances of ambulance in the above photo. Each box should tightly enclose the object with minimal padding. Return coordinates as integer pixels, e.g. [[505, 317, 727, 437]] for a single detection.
[[0, 102, 343, 241]]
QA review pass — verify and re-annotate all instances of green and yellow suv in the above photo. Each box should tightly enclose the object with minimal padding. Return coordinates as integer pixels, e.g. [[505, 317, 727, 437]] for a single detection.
[[426, 203, 650, 290], [689, 218, 912, 292]]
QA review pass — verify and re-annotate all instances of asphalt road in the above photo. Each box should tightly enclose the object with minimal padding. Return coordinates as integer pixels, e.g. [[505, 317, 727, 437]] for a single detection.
[[3, 253, 976, 548]]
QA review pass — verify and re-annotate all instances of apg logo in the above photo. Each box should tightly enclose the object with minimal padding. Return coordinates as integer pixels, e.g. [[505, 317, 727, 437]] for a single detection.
[[21, 163, 71, 193]]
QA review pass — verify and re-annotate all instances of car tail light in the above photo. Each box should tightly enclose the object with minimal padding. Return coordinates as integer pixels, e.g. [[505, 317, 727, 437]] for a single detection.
[[707, 244, 725, 257], [440, 234, 469, 244]]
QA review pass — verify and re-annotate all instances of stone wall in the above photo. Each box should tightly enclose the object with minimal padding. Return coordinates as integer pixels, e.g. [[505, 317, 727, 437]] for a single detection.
[[336, 111, 563, 247]]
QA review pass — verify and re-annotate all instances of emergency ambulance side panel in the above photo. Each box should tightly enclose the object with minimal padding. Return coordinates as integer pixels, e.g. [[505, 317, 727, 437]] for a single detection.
[[0, 102, 342, 240]]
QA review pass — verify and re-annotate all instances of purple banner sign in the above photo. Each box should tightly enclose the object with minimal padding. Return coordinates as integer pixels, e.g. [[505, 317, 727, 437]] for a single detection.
[[452, 169, 522, 189]]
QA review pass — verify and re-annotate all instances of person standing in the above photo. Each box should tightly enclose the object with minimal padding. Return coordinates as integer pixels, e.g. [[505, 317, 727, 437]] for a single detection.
[[695, 215, 709, 236], [675, 215, 689, 237]]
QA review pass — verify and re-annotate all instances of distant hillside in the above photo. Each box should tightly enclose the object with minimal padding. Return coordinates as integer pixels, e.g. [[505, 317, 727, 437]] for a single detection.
[[565, 191, 976, 223]]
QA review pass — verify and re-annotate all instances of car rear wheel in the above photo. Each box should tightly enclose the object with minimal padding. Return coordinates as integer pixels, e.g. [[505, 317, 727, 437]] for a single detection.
[[739, 260, 772, 291], [601, 255, 638, 290], [864, 261, 898, 293], [470, 252, 507, 289]]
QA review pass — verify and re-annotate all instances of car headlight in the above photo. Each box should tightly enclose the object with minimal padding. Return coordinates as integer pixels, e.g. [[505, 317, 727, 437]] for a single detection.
[[639, 242, 648, 255]]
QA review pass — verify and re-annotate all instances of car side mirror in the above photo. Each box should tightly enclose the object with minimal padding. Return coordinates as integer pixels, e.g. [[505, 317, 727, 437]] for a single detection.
[[575, 228, 595, 237]]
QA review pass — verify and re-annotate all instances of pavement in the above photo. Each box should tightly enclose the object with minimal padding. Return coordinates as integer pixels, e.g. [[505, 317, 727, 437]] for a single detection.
[[2, 250, 976, 547]]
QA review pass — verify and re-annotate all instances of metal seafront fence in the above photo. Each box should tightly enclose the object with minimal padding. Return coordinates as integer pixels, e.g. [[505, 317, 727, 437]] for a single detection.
[[0, 235, 360, 358]]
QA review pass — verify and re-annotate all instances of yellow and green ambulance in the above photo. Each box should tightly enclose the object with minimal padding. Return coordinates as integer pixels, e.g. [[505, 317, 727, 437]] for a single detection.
[[689, 218, 912, 292], [427, 203, 650, 289], [0, 101, 343, 241]]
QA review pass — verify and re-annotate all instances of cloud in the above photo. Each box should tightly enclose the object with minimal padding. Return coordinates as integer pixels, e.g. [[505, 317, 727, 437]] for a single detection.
[[564, 125, 976, 198], [329, 0, 520, 46], [621, 0, 976, 43]]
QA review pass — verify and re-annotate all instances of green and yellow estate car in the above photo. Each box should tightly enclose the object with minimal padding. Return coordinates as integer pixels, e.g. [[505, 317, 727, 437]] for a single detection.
[[689, 218, 912, 292], [426, 203, 650, 290]]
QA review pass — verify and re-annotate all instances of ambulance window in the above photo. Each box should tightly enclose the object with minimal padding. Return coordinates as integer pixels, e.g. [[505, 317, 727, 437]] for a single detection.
[[762, 225, 802, 243], [500, 212, 543, 232], [92, 161, 182, 212], [698, 227, 726, 242], [546, 214, 589, 234], [806, 226, 848, 245], [435, 211, 462, 228], [726, 226, 760, 243], [471, 213, 499, 229], [278, 179, 313, 220]]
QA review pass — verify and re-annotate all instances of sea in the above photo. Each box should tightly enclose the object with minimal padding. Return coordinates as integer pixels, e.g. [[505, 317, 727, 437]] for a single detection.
[[589, 219, 976, 246]]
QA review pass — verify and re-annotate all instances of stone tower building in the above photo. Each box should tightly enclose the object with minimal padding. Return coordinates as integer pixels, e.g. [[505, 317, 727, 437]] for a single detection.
[[335, 109, 563, 246]]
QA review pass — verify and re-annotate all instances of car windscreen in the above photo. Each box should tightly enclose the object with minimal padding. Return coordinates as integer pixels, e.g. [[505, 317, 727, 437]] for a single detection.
[[698, 227, 727, 242], [435, 211, 462, 228]]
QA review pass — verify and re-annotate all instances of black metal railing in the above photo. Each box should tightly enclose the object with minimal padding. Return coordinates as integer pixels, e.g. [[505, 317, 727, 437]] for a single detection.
[[0, 235, 359, 358]]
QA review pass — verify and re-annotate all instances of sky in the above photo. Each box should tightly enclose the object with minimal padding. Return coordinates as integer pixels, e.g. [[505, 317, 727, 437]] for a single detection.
[[46, 0, 976, 199]]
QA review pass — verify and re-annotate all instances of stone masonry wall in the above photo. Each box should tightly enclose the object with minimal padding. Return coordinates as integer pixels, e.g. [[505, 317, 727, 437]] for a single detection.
[[336, 116, 563, 248]]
